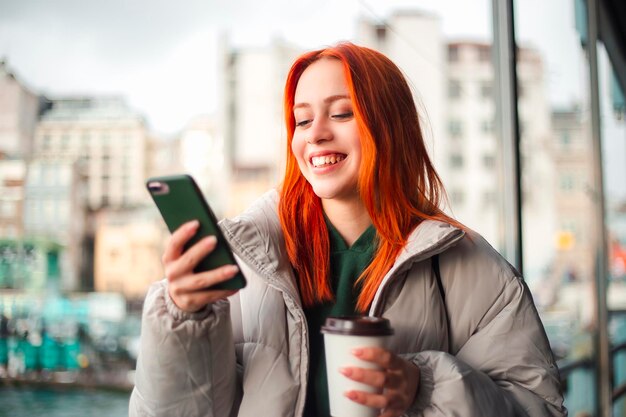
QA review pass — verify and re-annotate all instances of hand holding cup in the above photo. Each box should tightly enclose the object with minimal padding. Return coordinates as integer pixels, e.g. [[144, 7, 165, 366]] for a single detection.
[[322, 316, 420, 417]]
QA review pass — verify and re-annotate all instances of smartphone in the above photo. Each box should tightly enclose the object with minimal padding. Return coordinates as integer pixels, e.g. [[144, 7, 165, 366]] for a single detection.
[[146, 174, 246, 290]]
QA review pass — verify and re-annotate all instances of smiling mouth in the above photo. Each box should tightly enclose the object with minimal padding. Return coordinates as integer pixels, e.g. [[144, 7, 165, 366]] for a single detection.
[[311, 153, 346, 168]]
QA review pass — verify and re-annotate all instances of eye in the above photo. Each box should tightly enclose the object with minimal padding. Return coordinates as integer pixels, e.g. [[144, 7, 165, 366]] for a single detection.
[[331, 111, 353, 120], [295, 119, 312, 128]]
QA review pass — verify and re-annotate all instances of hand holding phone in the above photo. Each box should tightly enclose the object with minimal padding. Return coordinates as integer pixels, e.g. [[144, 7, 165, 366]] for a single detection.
[[161, 219, 241, 312], [147, 175, 246, 312]]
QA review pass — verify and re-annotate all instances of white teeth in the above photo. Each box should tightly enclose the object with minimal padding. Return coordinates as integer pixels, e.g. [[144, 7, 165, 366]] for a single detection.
[[312, 154, 345, 167]]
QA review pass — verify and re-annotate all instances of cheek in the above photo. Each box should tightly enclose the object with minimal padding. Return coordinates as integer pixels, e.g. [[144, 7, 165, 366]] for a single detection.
[[291, 136, 306, 164]]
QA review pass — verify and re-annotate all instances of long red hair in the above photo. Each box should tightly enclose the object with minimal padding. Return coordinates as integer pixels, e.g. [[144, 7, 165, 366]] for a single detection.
[[279, 42, 462, 312]]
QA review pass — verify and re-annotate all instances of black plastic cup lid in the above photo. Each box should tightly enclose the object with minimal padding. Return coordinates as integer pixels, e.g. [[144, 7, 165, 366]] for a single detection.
[[321, 316, 394, 336]]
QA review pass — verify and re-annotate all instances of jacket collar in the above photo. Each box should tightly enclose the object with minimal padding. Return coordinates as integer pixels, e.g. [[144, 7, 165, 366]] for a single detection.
[[369, 220, 465, 314], [220, 190, 301, 301], [220, 190, 465, 307]]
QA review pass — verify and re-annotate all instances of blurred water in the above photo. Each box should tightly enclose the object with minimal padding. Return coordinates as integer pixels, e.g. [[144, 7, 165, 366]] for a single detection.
[[0, 387, 130, 417]]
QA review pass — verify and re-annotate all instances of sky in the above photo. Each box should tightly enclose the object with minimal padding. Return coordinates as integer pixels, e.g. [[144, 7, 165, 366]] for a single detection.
[[1, 0, 624, 198], [0, 0, 491, 135]]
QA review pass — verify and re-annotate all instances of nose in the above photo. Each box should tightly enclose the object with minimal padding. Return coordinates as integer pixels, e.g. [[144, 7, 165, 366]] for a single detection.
[[306, 117, 332, 144]]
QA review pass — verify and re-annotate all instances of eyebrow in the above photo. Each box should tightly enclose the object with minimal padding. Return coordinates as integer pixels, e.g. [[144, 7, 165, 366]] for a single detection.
[[293, 94, 351, 111]]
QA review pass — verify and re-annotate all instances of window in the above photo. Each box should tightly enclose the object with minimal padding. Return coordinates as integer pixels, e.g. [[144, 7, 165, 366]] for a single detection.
[[81, 133, 91, 150], [102, 153, 111, 174], [0, 201, 16, 217], [560, 131, 571, 147], [58, 201, 69, 219], [375, 24, 386, 43], [60, 134, 70, 150], [560, 219, 579, 237], [481, 119, 494, 133], [560, 174, 575, 191], [4, 225, 17, 238], [481, 82, 492, 98], [39, 165, 48, 184], [448, 120, 463, 137], [42, 134, 52, 150], [44, 201, 55, 220], [448, 45, 459, 62], [483, 154, 496, 168], [450, 190, 465, 205], [450, 154, 464, 168], [483, 191, 497, 206], [477, 45, 491, 62], [449, 80, 461, 98]]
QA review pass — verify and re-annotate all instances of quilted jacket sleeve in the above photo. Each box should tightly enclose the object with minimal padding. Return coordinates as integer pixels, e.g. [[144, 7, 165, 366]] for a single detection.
[[128, 279, 238, 417], [405, 275, 566, 417]]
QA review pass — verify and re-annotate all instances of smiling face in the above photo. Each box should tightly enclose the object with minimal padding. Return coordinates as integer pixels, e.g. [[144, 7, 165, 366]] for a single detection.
[[291, 58, 363, 207]]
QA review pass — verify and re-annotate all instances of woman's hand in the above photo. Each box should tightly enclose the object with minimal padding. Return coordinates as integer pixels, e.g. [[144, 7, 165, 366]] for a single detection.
[[340, 347, 420, 417], [163, 220, 241, 313]]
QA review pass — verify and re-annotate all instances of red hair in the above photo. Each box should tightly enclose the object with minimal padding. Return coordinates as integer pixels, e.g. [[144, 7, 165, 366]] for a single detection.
[[279, 42, 463, 312]]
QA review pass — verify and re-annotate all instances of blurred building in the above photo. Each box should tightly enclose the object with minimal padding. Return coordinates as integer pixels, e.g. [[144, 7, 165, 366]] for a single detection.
[[178, 114, 228, 216], [146, 135, 182, 181], [93, 208, 166, 300], [23, 158, 88, 291], [443, 41, 557, 283], [550, 109, 595, 284], [0, 159, 26, 239], [515, 47, 559, 284], [0, 60, 48, 159], [357, 10, 447, 177], [218, 37, 301, 216], [33, 97, 149, 210], [145, 114, 228, 216], [0, 239, 62, 291], [357, 12, 557, 283]]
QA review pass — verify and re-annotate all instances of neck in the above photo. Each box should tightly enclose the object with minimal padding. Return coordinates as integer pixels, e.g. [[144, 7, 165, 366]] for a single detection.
[[322, 198, 372, 247]]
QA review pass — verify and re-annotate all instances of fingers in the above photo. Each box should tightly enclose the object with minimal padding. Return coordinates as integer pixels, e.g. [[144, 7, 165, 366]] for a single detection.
[[162, 220, 200, 264], [344, 389, 406, 417], [160, 220, 243, 313], [339, 366, 402, 389], [168, 265, 241, 312], [342, 348, 421, 417], [345, 390, 387, 408], [165, 235, 218, 280], [169, 264, 240, 295], [170, 288, 238, 313], [352, 347, 400, 369]]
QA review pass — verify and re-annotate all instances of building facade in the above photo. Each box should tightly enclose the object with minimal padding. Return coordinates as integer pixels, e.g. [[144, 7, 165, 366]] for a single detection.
[[178, 114, 228, 216], [218, 38, 301, 216], [357, 11, 447, 177], [0, 60, 46, 159], [34, 97, 149, 210], [0, 160, 26, 239], [444, 41, 557, 284], [23, 158, 87, 291], [93, 208, 166, 300], [357, 12, 557, 284]]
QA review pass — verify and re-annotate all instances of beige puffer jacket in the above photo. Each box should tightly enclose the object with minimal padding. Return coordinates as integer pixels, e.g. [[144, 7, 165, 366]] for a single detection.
[[129, 190, 566, 417]]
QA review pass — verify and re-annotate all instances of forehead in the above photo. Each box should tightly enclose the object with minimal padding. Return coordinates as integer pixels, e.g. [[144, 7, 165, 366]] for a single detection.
[[294, 58, 349, 102]]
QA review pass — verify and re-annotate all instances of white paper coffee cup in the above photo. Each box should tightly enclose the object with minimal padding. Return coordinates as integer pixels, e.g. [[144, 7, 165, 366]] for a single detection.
[[321, 316, 394, 417]]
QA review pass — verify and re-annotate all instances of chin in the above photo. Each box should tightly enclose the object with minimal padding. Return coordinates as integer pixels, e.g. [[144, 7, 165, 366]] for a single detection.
[[311, 185, 357, 203]]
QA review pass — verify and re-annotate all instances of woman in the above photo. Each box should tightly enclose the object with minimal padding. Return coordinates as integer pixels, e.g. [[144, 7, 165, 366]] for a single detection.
[[129, 43, 566, 417]]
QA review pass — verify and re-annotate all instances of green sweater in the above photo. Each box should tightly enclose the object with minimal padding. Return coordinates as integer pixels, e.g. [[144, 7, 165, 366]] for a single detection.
[[303, 220, 376, 417]]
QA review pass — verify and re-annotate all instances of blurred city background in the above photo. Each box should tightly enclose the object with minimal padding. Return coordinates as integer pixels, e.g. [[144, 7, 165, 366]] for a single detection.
[[0, 0, 625, 416]]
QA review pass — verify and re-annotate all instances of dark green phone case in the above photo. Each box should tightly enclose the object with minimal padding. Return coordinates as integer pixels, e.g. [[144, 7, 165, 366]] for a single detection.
[[146, 174, 246, 290]]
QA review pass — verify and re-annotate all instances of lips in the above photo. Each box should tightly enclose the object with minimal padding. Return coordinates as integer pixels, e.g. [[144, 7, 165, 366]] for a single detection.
[[310, 153, 347, 168]]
